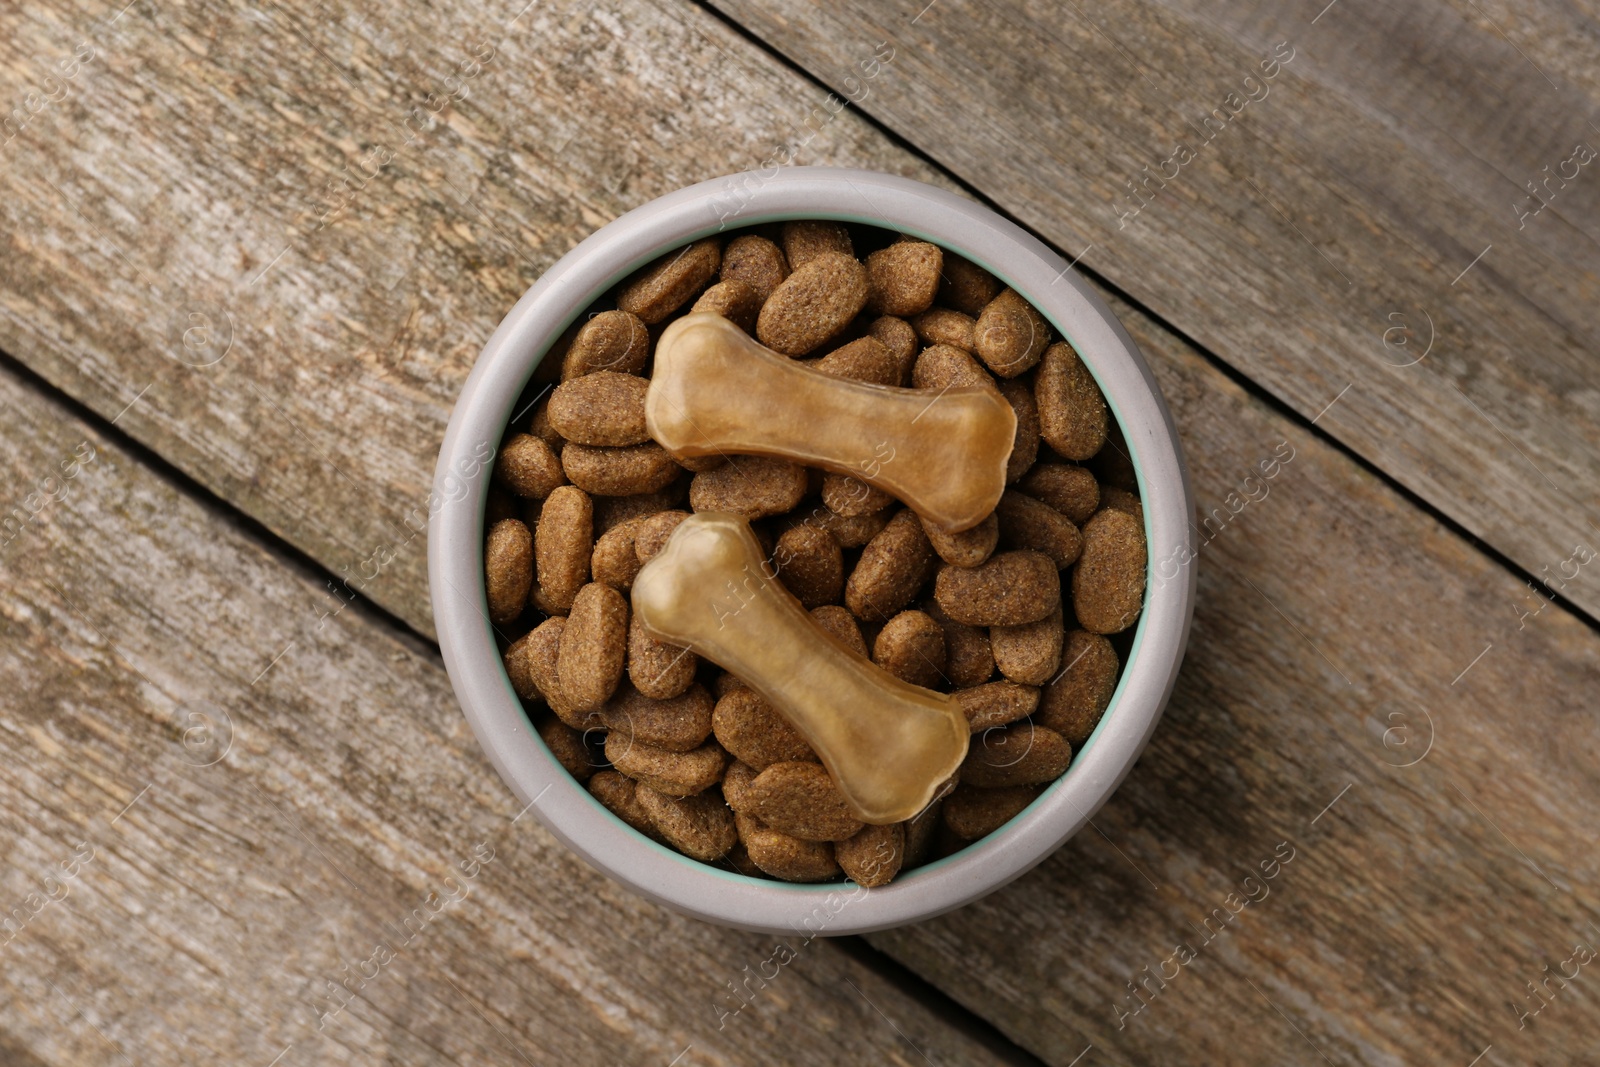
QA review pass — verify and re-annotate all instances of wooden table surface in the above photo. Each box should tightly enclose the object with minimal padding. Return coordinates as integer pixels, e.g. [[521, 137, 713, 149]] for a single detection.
[[2, 1, 1596, 1063]]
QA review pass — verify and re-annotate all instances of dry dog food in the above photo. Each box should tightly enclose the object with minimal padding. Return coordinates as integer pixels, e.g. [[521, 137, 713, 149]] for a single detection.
[[632, 513, 967, 825], [487, 221, 1146, 886]]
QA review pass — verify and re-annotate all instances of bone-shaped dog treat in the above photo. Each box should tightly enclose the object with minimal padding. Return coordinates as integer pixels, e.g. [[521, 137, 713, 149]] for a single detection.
[[647, 314, 1015, 533], [632, 513, 969, 824]]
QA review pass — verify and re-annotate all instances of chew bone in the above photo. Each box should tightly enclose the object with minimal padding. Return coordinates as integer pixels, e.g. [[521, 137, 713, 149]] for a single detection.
[[647, 314, 1015, 533], [632, 513, 969, 824]]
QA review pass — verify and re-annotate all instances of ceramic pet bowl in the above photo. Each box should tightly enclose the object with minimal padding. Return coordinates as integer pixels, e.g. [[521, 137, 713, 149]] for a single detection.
[[429, 168, 1195, 934]]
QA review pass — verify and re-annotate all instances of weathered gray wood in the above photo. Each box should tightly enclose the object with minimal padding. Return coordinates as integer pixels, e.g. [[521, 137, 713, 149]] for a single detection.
[[708, 0, 1600, 620], [867, 286, 1600, 1064], [0, 0, 945, 637], [4, 0, 1600, 1062], [0, 367, 1020, 1067]]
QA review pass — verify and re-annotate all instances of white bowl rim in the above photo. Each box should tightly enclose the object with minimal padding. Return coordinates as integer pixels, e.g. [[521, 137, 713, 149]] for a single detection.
[[429, 167, 1196, 935]]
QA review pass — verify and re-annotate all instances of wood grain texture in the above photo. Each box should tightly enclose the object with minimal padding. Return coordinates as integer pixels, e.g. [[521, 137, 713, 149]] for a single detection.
[[4, 0, 1599, 1063], [707, 0, 1600, 618], [0, 365, 1020, 1067], [0, 0, 940, 637], [867, 287, 1600, 1064]]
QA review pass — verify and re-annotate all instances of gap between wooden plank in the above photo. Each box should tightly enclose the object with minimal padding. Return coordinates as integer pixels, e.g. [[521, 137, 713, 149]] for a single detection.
[[832, 936, 1055, 1067], [0, 345, 429, 662]]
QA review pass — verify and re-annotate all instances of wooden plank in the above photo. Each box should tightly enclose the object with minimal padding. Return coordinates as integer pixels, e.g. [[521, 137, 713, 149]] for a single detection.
[[0, 0, 946, 637], [4, 0, 1598, 1061], [0, 366, 1022, 1067], [865, 286, 1600, 1063], [706, 0, 1600, 619]]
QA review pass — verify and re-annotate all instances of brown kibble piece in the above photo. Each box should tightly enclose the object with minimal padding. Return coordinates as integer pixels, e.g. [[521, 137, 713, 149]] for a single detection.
[[536, 715, 596, 783], [634, 510, 690, 564], [556, 582, 629, 711], [721, 841, 763, 877], [721, 760, 760, 812], [756, 252, 870, 357], [996, 490, 1083, 569], [748, 761, 864, 842], [616, 237, 721, 324], [502, 631, 543, 701], [990, 605, 1064, 686], [781, 220, 852, 267], [689, 455, 808, 519], [1017, 463, 1100, 524], [1072, 508, 1147, 634], [865, 316, 918, 384], [999, 379, 1039, 484], [591, 517, 646, 591], [519, 496, 545, 534], [1036, 630, 1119, 743], [934, 550, 1060, 627], [873, 610, 947, 690], [721, 234, 789, 302], [528, 496, 567, 537], [974, 288, 1049, 377], [548, 371, 650, 448], [962, 723, 1072, 787], [594, 486, 684, 534], [925, 601, 994, 688], [774, 524, 844, 608], [495, 434, 567, 499], [603, 682, 713, 752], [562, 441, 681, 496], [712, 688, 817, 770], [955, 680, 1039, 732], [736, 812, 840, 882], [606, 734, 729, 797], [563, 310, 650, 379], [911, 308, 977, 352], [865, 241, 942, 317], [810, 605, 868, 657], [711, 672, 748, 698], [812, 335, 901, 386], [821, 471, 895, 517], [1036, 342, 1109, 460], [1100, 487, 1144, 523], [808, 505, 893, 548], [920, 511, 998, 568], [636, 785, 737, 861], [676, 452, 727, 473], [524, 617, 591, 726], [628, 614, 698, 699], [535, 486, 593, 613], [588, 770, 662, 840], [692, 278, 763, 333], [938, 254, 1002, 317], [912, 343, 996, 393], [837, 823, 905, 887], [943, 783, 1041, 839], [846, 509, 936, 621], [485, 518, 533, 625], [901, 797, 944, 867]]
